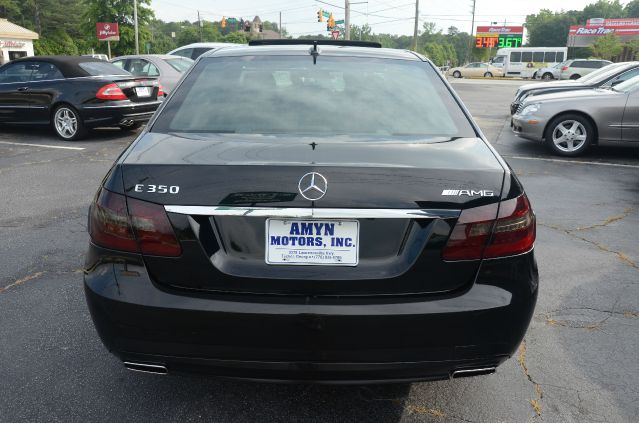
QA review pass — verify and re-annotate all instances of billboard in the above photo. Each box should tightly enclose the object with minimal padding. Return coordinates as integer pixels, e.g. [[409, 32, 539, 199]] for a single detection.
[[475, 26, 523, 48], [568, 19, 639, 47], [96, 23, 119, 42]]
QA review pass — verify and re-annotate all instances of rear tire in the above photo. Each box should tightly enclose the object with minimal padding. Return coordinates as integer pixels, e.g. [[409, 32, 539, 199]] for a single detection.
[[484, 72, 493, 78], [545, 114, 594, 157], [542, 73, 554, 81], [52, 104, 86, 141], [453, 71, 461, 78]]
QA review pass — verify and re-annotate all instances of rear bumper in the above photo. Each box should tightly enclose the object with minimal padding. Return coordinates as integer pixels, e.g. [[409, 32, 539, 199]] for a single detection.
[[84, 244, 538, 383], [79, 101, 162, 128]]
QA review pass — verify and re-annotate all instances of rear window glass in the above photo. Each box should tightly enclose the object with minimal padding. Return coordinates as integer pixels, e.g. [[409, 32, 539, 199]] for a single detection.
[[164, 57, 194, 72], [152, 56, 475, 138], [79, 61, 130, 76]]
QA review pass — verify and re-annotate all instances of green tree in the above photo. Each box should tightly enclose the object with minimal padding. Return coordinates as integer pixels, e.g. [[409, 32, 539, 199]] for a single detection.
[[83, 0, 155, 56], [581, 0, 625, 20], [625, 0, 639, 17], [223, 31, 248, 44], [525, 9, 581, 47], [591, 32, 623, 59]]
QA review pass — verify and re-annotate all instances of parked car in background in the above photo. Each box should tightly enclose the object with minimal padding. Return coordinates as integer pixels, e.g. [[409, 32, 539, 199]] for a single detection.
[[534, 60, 569, 80], [511, 62, 639, 114], [512, 75, 639, 156], [84, 40, 538, 383], [82, 54, 109, 61], [448, 62, 503, 78], [558, 59, 611, 80], [0, 56, 163, 140], [111, 54, 193, 94], [167, 42, 244, 60]]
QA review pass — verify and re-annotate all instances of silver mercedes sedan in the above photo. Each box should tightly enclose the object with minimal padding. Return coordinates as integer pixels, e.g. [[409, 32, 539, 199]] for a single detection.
[[511, 75, 639, 156], [110, 55, 194, 94]]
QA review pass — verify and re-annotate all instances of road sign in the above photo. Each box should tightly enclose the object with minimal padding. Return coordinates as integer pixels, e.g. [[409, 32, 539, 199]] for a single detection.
[[335, 20, 344, 24], [331, 30, 340, 40], [96, 23, 120, 41]]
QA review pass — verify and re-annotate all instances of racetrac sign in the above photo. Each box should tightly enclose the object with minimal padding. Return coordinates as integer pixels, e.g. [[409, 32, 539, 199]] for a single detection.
[[96, 23, 120, 41], [568, 18, 639, 46]]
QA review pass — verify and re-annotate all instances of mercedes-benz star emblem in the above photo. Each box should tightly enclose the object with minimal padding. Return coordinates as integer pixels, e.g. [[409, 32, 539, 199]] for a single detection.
[[298, 172, 327, 201]]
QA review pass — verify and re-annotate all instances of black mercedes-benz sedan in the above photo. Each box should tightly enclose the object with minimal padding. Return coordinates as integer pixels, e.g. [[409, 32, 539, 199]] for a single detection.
[[84, 40, 538, 383], [0, 56, 163, 140]]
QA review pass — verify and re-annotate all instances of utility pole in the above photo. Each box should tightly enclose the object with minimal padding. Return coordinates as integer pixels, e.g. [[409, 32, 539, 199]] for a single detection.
[[134, 0, 139, 54], [468, 0, 476, 63], [198, 10, 203, 41], [411, 0, 419, 51], [345, 0, 351, 40], [279, 11, 282, 38]]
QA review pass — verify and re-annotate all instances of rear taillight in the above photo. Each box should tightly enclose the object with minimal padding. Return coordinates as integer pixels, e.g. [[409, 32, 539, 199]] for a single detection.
[[561, 66, 568, 71], [89, 189, 137, 252], [127, 197, 181, 256], [96, 83, 127, 100], [89, 188, 181, 257], [442, 194, 535, 261], [158, 84, 165, 97]]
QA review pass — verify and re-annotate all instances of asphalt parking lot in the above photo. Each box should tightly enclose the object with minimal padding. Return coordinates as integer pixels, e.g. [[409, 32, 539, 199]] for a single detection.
[[1, 79, 638, 423]]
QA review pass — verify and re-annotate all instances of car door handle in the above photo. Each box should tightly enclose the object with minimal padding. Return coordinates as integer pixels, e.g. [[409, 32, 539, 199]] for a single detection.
[[17, 87, 29, 92]]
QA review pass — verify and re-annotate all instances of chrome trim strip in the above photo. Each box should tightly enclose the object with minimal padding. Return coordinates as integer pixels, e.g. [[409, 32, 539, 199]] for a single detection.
[[164, 206, 460, 219], [82, 101, 162, 109]]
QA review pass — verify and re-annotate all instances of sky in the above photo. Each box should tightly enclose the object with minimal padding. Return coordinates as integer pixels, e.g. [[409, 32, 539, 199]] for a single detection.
[[150, 0, 632, 38]]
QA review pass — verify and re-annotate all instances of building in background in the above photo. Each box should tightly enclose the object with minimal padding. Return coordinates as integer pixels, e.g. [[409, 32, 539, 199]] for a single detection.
[[0, 18, 39, 65], [568, 18, 639, 47], [250, 16, 280, 40]]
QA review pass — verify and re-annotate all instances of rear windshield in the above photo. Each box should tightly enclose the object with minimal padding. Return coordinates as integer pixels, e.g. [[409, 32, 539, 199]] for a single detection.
[[79, 61, 131, 76], [151, 55, 475, 137], [163, 57, 194, 72]]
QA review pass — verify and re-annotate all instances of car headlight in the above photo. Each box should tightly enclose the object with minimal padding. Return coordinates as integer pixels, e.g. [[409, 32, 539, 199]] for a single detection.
[[520, 103, 541, 115]]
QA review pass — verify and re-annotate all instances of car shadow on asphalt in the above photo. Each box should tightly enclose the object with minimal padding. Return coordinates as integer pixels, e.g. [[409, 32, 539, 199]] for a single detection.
[[0, 124, 140, 143], [116, 373, 413, 421]]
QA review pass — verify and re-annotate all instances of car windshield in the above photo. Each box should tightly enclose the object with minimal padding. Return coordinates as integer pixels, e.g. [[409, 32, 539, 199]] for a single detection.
[[151, 55, 475, 137], [163, 57, 194, 72], [578, 62, 627, 84], [611, 74, 639, 92], [79, 61, 131, 76]]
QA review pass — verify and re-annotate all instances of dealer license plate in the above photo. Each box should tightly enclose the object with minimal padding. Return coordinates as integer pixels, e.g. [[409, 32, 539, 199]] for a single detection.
[[265, 219, 359, 266], [135, 87, 152, 97]]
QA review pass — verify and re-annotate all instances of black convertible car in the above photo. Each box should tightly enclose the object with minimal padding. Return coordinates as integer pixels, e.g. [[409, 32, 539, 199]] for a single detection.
[[84, 40, 538, 383], [0, 56, 163, 140]]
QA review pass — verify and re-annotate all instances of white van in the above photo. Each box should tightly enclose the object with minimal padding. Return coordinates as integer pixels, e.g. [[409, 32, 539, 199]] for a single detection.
[[491, 47, 568, 78]]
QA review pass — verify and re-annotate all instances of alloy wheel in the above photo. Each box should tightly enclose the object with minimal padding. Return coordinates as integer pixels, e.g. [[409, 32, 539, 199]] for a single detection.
[[54, 107, 78, 139], [551, 120, 587, 153]]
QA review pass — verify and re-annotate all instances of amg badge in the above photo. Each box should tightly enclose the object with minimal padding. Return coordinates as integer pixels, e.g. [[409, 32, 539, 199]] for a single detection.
[[442, 189, 495, 197]]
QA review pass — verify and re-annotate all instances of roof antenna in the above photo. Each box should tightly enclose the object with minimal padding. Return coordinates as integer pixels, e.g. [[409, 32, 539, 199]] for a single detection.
[[309, 41, 319, 65]]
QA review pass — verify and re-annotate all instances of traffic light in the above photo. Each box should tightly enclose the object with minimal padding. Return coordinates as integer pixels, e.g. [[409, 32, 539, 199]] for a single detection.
[[317, 9, 323, 22], [328, 13, 335, 29], [221, 17, 227, 29]]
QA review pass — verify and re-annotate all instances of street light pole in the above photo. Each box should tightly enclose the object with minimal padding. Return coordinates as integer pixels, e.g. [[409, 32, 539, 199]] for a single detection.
[[134, 0, 139, 54]]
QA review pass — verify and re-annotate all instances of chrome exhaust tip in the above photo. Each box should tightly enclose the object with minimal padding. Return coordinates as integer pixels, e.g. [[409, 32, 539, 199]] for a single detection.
[[451, 367, 496, 379], [119, 119, 135, 126], [123, 361, 168, 375]]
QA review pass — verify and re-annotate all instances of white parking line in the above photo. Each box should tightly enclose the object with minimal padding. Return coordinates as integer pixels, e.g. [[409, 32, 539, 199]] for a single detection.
[[0, 141, 85, 151], [504, 155, 639, 169]]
